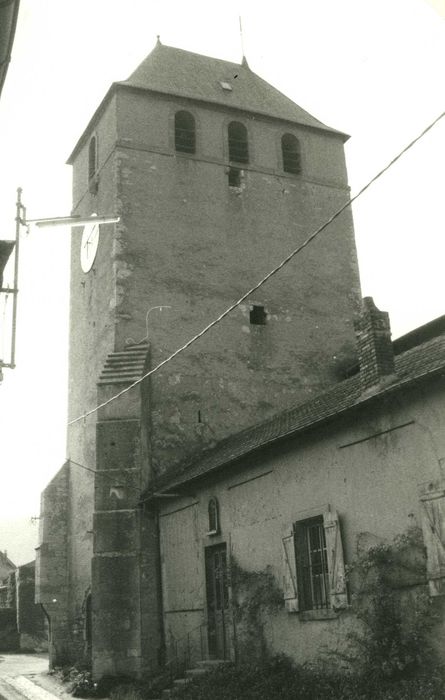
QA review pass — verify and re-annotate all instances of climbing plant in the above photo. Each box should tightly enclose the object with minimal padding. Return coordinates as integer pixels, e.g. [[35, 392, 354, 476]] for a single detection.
[[343, 526, 438, 680], [230, 557, 282, 659]]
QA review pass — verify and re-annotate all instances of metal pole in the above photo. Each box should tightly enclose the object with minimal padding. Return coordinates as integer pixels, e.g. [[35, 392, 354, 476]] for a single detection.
[[10, 187, 23, 369]]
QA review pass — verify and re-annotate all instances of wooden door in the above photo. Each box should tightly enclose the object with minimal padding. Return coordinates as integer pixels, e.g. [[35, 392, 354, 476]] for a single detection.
[[205, 543, 229, 659]]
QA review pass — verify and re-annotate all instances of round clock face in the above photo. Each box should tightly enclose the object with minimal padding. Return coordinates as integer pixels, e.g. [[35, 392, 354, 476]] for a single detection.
[[80, 216, 100, 273]]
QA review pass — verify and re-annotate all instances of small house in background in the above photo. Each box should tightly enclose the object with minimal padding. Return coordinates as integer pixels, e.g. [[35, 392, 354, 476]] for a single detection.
[[0, 556, 47, 652], [0, 550, 15, 585], [0, 551, 17, 650]]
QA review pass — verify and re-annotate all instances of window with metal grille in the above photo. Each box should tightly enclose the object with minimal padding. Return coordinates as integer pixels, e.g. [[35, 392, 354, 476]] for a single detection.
[[294, 516, 330, 610], [281, 133, 301, 175], [175, 110, 196, 154], [228, 121, 249, 163]]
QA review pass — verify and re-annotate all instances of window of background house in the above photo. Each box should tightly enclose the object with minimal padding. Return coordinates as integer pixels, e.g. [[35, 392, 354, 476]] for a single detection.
[[175, 110, 196, 154], [281, 133, 301, 175], [208, 498, 220, 535], [228, 121, 249, 163], [88, 135, 98, 193]]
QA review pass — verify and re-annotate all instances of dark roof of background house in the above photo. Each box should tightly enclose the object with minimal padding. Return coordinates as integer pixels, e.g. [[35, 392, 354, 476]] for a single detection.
[[343, 314, 445, 378], [122, 41, 345, 136], [0, 240, 15, 276], [393, 315, 445, 355], [155, 326, 445, 494], [68, 40, 347, 163], [0, 0, 20, 100], [0, 550, 15, 570]]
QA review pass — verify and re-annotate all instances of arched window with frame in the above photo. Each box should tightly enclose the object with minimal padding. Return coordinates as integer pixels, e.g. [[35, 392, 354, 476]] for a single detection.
[[281, 133, 301, 174], [208, 497, 220, 535], [228, 121, 249, 163], [175, 110, 196, 154]]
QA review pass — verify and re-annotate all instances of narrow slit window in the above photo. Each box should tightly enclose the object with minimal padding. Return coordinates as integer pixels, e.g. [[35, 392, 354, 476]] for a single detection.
[[250, 305, 267, 325], [228, 167, 241, 188], [208, 498, 220, 535], [175, 110, 196, 154], [281, 133, 301, 174], [228, 121, 249, 163], [88, 136, 98, 193]]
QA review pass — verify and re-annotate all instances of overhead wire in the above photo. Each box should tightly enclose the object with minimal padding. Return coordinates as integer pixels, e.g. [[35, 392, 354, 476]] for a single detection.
[[68, 110, 445, 427], [68, 457, 144, 496]]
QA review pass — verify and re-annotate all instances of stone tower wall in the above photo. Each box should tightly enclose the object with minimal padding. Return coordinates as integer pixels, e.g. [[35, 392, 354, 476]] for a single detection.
[[59, 77, 361, 676]]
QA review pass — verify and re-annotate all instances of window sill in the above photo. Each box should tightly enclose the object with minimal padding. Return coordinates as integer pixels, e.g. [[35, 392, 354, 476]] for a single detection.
[[299, 609, 338, 621]]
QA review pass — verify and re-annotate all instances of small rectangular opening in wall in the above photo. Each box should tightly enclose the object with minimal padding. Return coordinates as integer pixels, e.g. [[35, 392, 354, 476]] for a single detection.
[[250, 305, 267, 325], [228, 167, 241, 188]]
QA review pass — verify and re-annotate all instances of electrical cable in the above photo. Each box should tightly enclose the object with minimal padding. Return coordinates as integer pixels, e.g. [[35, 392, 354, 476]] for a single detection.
[[68, 110, 445, 426], [68, 457, 144, 496]]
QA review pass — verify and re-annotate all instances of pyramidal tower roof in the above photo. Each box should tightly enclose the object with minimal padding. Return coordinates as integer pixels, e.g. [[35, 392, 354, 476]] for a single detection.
[[120, 40, 343, 135], [68, 41, 347, 163]]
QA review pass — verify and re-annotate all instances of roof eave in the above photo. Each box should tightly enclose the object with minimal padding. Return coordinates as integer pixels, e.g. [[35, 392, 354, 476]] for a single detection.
[[0, 0, 20, 100], [67, 78, 349, 166], [66, 83, 118, 165], [118, 82, 349, 141]]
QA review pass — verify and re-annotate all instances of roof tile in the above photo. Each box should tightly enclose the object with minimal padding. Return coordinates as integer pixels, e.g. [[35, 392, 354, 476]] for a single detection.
[[122, 42, 345, 136]]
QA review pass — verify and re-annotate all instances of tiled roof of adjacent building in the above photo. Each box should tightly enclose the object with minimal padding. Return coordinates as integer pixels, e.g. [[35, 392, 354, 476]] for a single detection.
[[122, 40, 345, 136], [155, 328, 445, 494]]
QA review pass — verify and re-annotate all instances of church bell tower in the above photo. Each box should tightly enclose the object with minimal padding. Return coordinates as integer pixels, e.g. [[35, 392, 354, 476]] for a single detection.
[[44, 39, 361, 677]]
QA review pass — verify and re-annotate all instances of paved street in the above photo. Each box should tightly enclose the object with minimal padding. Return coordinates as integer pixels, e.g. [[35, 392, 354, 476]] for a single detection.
[[0, 654, 66, 700]]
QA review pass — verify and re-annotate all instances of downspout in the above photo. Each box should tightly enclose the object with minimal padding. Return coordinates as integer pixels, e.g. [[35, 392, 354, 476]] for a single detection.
[[154, 503, 166, 667]]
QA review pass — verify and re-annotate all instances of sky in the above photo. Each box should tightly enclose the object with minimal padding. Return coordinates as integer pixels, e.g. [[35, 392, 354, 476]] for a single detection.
[[0, 0, 444, 565]]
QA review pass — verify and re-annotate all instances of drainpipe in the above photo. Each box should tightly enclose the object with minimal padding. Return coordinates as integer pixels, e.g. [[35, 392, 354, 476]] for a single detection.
[[154, 503, 166, 667]]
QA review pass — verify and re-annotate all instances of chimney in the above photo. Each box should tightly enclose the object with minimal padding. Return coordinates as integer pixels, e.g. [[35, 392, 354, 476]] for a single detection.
[[354, 297, 396, 393]]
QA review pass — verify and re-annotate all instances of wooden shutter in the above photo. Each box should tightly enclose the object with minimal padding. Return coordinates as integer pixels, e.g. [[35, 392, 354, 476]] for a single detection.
[[282, 526, 299, 612], [419, 483, 445, 597], [323, 508, 348, 611]]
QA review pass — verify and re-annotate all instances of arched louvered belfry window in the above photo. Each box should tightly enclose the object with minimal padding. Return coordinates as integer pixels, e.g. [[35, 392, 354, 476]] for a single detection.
[[208, 498, 220, 535], [228, 121, 249, 163], [281, 133, 301, 174], [88, 135, 97, 182], [175, 111, 196, 154]]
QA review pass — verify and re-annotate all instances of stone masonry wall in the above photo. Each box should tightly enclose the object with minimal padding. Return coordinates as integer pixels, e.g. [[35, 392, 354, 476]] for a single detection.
[[36, 462, 70, 666], [112, 88, 361, 476], [65, 78, 362, 676]]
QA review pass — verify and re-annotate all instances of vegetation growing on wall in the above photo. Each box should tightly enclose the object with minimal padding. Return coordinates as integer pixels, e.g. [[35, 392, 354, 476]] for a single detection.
[[342, 526, 439, 681], [62, 529, 445, 699], [230, 558, 282, 659]]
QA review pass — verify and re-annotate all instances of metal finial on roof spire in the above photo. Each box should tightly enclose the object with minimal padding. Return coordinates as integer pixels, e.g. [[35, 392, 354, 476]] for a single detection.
[[239, 16, 248, 66], [156, 35, 161, 45]]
